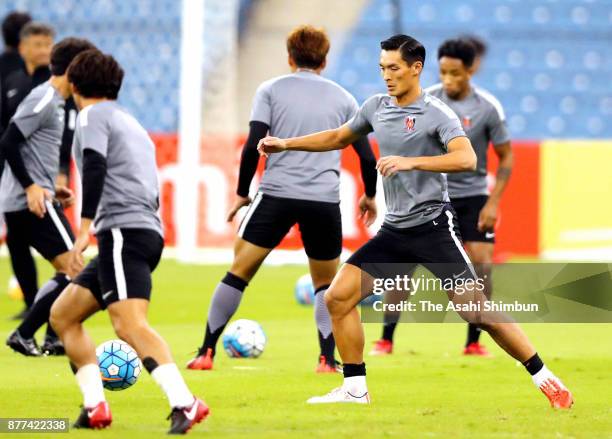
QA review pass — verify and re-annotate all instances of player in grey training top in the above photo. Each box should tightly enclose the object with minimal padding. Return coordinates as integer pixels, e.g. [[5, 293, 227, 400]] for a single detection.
[[2, 38, 96, 358], [50, 50, 208, 433], [371, 38, 514, 356], [72, 101, 163, 236], [252, 70, 360, 203], [426, 84, 510, 199], [188, 25, 378, 374], [430, 38, 512, 354], [347, 91, 465, 228], [0, 81, 65, 212], [259, 34, 573, 409]]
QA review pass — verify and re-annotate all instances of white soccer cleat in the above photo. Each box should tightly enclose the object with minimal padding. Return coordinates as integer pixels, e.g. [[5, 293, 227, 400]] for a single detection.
[[306, 387, 371, 404]]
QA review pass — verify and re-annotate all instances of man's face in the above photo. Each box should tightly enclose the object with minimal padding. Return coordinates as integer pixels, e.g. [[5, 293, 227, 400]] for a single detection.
[[379, 49, 420, 97], [439, 56, 471, 99], [19, 34, 53, 68]]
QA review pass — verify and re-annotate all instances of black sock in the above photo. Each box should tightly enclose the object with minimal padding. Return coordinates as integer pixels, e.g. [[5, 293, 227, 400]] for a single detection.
[[343, 363, 366, 378], [17, 273, 69, 338], [142, 356, 160, 374], [466, 323, 482, 346], [522, 353, 544, 376], [200, 272, 247, 357], [201, 324, 226, 357], [382, 322, 397, 342], [317, 330, 336, 364]]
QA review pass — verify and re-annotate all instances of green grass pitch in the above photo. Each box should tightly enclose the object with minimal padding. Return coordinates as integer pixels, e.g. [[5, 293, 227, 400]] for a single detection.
[[0, 258, 610, 438]]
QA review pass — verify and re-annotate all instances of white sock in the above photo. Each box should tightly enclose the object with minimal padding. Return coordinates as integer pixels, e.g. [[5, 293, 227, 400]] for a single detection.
[[343, 375, 368, 396], [531, 365, 558, 388], [75, 364, 106, 408], [151, 363, 194, 408]]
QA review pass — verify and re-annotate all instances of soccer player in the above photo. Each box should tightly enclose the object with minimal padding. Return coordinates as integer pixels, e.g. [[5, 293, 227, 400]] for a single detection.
[[187, 25, 377, 373], [49, 50, 208, 433], [0, 10, 31, 270], [0, 19, 52, 321], [370, 38, 512, 356], [259, 34, 573, 409], [1, 22, 83, 337], [2, 37, 96, 356]]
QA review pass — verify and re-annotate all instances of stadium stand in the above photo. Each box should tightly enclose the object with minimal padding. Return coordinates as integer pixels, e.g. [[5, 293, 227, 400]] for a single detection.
[[326, 0, 612, 138]]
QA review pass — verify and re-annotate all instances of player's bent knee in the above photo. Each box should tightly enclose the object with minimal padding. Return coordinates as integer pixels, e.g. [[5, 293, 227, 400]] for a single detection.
[[49, 303, 65, 335], [111, 316, 149, 345], [49, 290, 73, 334], [324, 288, 353, 317]]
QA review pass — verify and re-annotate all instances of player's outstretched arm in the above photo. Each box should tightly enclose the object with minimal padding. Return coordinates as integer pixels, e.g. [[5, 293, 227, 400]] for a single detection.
[[257, 124, 359, 156], [376, 136, 476, 177]]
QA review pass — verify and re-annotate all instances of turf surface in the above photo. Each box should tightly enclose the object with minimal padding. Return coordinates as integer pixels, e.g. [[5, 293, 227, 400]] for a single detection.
[[0, 258, 610, 438]]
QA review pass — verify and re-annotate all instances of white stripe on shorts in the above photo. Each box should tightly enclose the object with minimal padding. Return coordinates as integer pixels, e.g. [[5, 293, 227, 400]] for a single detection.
[[445, 210, 477, 278], [45, 200, 73, 251], [237, 192, 263, 238], [111, 228, 128, 300]]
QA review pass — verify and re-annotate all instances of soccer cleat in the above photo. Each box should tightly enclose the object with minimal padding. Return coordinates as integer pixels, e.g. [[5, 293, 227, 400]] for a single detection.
[[315, 356, 341, 373], [463, 342, 491, 357], [307, 386, 371, 404], [186, 348, 214, 370], [167, 397, 209, 434], [41, 335, 65, 356], [539, 377, 574, 409], [73, 401, 112, 429], [369, 339, 393, 356], [6, 330, 42, 356]]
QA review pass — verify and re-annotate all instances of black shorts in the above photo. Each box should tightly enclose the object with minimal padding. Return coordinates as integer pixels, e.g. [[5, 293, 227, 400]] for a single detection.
[[238, 192, 342, 260], [346, 204, 475, 281], [4, 201, 74, 261], [73, 228, 164, 310], [450, 195, 495, 243]]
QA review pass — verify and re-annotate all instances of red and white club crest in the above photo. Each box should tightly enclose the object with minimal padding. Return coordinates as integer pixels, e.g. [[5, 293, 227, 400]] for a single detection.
[[462, 116, 472, 128], [405, 116, 416, 131]]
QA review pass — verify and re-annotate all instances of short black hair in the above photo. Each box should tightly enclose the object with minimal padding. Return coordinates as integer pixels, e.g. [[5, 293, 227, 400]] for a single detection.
[[438, 38, 476, 68], [68, 50, 124, 99], [459, 34, 487, 57], [380, 34, 426, 66], [50, 37, 97, 76], [2, 11, 32, 48], [19, 21, 55, 41]]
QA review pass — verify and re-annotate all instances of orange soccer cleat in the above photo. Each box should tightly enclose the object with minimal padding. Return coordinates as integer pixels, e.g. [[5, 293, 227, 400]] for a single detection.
[[186, 348, 214, 371], [539, 377, 574, 409]]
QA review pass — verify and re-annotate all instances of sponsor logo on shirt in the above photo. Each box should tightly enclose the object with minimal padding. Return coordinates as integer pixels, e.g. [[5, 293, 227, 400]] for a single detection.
[[462, 116, 472, 129], [405, 116, 416, 132]]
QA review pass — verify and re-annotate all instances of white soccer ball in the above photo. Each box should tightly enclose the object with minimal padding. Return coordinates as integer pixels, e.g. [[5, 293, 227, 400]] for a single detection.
[[222, 319, 266, 358], [295, 273, 315, 305]]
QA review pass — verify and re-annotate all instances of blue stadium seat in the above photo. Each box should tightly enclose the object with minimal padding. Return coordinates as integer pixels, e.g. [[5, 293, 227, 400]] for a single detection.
[[1, 0, 186, 132], [327, 0, 612, 139]]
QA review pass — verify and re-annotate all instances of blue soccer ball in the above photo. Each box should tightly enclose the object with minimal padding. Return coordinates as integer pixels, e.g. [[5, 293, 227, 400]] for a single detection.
[[96, 340, 142, 391], [222, 319, 266, 358], [295, 274, 315, 305]]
